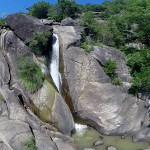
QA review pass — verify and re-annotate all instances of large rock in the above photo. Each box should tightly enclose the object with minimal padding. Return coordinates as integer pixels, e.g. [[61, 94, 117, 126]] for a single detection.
[[53, 25, 83, 49], [53, 138, 76, 150], [90, 46, 132, 83], [6, 14, 53, 43], [60, 17, 75, 26], [62, 46, 109, 109], [31, 79, 75, 135], [0, 120, 33, 150], [33, 130, 57, 150], [77, 82, 148, 134]]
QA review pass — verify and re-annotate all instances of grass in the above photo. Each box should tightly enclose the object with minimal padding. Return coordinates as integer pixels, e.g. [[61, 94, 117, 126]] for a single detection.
[[24, 137, 36, 150], [18, 57, 44, 93]]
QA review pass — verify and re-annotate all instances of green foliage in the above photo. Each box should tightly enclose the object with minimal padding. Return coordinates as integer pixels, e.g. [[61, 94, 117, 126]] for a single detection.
[[112, 76, 122, 86], [24, 137, 36, 150], [18, 58, 44, 93], [0, 18, 5, 28], [27, 1, 51, 19], [48, 0, 80, 22], [104, 59, 117, 77], [127, 49, 150, 93], [0, 93, 4, 101], [81, 41, 94, 53], [104, 59, 122, 86], [29, 31, 51, 56]]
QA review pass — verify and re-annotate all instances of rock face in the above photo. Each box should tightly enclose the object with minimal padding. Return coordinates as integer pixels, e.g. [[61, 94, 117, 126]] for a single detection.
[[54, 25, 150, 139], [60, 17, 75, 26], [6, 14, 53, 43], [77, 82, 148, 134], [0, 20, 76, 149], [90, 46, 132, 83], [31, 80, 75, 135]]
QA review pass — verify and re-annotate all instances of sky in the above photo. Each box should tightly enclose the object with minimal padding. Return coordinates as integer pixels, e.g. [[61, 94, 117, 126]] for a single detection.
[[0, 0, 105, 17]]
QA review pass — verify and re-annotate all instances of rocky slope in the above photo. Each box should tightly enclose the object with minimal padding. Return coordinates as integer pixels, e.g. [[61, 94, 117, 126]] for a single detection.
[[0, 13, 149, 149]]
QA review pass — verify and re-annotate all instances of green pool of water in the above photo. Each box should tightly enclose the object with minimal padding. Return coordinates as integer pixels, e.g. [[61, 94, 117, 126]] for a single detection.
[[72, 124, 150, 150]]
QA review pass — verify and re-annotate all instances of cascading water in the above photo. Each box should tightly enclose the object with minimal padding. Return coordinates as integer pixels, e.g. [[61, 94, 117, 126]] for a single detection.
[[50, 34, 61, 92]]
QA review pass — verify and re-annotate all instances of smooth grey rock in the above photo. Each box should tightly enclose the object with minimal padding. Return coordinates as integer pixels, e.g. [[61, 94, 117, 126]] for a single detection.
[[0, 120, 32, 150], [4, 30, 32, 57], [107, 146, 117, 150], [0, 142, 11, 150], [144, 147, 150, 150], [77, 82, 148, 135], [133, 127, 150, 142], [6, 14, 53, 43], [53, 138, 76, 150], [83, 148, 95, 150], [63, 46, 109, 109], [94, 140, 104, 146], [61, 17, 75, 26], [90, 46, 132, 83], [31, 80, 75, 135], [53, 26, 83, 49], [0, 52, 10, 85], [0, 100, 8, 121], [33, 130, 57, 150], [51, 93, 75, 135]]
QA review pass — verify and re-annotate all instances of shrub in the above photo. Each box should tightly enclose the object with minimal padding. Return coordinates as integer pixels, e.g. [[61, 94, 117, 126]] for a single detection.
[[18, 58, 44, 93], [27, 1, 51, 19], [104, 59, 117, 77], [112, 76, 122, 86], [28, 31, 51, 56], [24, 137, 36, 150], [0, 18, 5, 28]]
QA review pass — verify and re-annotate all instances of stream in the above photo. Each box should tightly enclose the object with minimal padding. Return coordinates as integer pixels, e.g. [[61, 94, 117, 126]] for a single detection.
[[50, 33, 150, 150]]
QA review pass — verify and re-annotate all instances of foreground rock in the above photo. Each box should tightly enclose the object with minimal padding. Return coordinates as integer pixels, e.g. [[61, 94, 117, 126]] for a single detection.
[[77, 82, 148, 134], [107, 146, 117, 150], [6, 14, 53, 43]]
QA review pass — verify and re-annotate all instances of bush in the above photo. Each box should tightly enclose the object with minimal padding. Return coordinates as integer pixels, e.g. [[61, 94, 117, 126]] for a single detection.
[[0, 18, 5, 28], [24, 137, 36, 150], [112, 76, 122, 86], [18, 58, 44, 93], [104, 59, 117, 77], [28, 31, 51, 56], [27, 1, 51, 19]]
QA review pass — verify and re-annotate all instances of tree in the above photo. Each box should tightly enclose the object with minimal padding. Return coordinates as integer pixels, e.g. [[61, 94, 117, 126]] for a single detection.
[[48, 0, 80, 21], [27, 1, 52, 19]]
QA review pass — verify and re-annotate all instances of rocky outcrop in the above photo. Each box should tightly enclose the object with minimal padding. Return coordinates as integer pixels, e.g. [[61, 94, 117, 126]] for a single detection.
[[31, 80, 74, 135], [6, 14, 53, 43], [60, 17, 75, 26], [54, 25, 150, 140], [77, 82, 148, 134], [90, 46, 132, 84], [0, 23, 76, 149]]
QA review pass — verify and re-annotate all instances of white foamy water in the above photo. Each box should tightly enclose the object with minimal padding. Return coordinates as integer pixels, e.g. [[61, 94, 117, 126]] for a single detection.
[[50, 34, 61, 92], [75, 123, 88, 136]]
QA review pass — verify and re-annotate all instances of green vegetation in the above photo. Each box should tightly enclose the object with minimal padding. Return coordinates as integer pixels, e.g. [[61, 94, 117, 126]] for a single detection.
[[24, 137, 36, 150], [28, 31, 51, 56], [104, 59, 122, 86], [25, 0, 150, 94], [18, 57, 44, 93], [27, 1, 52, 19], [0, 93, 4, 101], [0, 18, 5, 28]]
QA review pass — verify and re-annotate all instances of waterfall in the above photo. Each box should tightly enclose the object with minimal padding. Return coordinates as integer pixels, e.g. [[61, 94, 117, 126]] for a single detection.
[[50, 34, 61, 92]]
